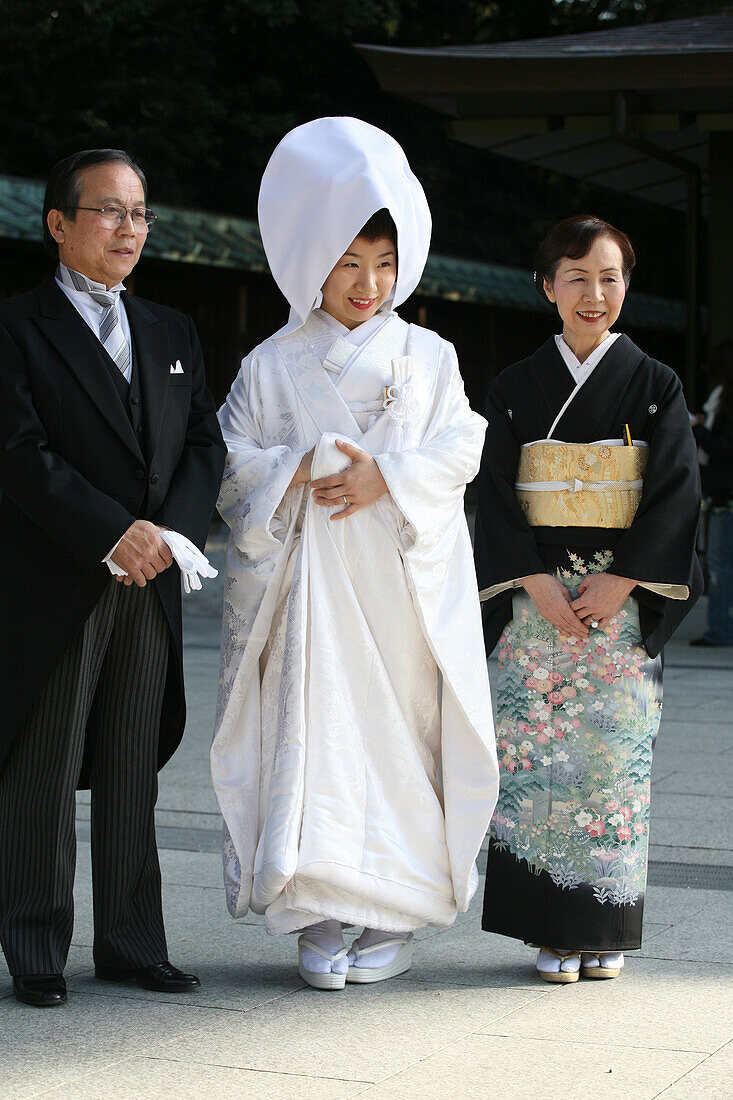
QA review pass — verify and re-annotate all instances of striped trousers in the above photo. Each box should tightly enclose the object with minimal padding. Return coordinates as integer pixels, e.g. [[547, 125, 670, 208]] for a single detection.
[[0, 579, 169, 977]]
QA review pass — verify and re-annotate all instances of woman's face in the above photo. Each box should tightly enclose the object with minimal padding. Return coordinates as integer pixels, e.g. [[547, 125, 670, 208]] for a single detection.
[[320, 235, 397, 330], [544, 236, 626, 349]]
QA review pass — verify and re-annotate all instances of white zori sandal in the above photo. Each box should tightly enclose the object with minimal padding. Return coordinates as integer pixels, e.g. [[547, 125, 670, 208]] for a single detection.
[[346, 932, 414, 984], [536, 947, 581, 984], [297, 935, 350, 991], [581, 951, 624, 979]]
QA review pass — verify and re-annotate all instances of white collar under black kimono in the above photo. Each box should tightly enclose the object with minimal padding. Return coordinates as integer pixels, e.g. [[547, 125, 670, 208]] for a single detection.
[[554, 331, 621, 386], [546, 332, 622, 440]]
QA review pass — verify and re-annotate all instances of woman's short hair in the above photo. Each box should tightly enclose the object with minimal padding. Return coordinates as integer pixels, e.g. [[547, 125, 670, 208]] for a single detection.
[[43, 148, 147, 257], [358, 208, 398, 248], [533, 215, 635, 303]]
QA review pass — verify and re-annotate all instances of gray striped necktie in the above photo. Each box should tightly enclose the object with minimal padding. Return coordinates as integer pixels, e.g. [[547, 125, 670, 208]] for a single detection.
[[59, 266, 131, 382]]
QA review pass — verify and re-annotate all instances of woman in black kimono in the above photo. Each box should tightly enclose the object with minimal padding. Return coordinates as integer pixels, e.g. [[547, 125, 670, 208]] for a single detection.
[[475, 215, 702, 983]]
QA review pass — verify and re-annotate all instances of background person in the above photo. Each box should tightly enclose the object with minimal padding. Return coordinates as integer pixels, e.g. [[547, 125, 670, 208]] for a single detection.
[[0, 149, 225, 1008], [474, 215, 702, 984], [211, 117, 498, 990], [690, 340, 733, 646]]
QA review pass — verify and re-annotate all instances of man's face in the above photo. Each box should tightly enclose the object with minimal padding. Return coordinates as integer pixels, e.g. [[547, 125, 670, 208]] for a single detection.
[[47, 162, 148, 288]]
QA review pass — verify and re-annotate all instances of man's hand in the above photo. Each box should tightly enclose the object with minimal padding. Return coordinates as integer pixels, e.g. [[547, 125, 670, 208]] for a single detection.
[[310, 440, 389, 520], [521, 573, 589, 639], [110, 520, 173, 588], [570, 573, 636, 630]]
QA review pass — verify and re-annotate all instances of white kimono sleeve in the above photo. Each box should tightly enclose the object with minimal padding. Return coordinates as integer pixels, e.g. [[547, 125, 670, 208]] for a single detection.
[[374, 341, 486, 550], [217, 355, 305, 557]]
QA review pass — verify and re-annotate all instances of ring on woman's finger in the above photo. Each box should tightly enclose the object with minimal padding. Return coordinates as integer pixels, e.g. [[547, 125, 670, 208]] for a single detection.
[[343, 496, 348, 505], [590, 618, 599, 629]]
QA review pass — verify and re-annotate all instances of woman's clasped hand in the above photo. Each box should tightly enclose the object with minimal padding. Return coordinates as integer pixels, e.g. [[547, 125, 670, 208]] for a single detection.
[[570, 572, 637, 630], [520, 573, 589, 637], [521, 571, 636, 635], [310, 440, 389, 519]]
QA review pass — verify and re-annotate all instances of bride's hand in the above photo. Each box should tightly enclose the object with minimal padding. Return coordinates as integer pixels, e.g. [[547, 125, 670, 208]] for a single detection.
[[289, 447, 314, 489], [310, 440, 389, 520]]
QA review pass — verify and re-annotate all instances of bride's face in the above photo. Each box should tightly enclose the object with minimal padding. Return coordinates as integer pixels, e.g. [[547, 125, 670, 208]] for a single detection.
[[320, 235, 396, 330]]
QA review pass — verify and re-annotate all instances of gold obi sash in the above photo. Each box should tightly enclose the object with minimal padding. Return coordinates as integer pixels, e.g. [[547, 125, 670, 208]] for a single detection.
[[515, 441, 648, 529]]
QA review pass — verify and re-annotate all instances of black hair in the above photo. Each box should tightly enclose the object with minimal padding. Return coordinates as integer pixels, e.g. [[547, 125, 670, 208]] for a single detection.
[[358, 208, 397, 249], [42, 148, 147, 257], [534, 214, 636, 303]]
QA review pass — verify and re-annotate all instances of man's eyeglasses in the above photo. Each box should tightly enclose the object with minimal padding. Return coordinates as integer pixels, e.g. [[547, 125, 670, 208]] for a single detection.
[[75, 205, 157, 231]]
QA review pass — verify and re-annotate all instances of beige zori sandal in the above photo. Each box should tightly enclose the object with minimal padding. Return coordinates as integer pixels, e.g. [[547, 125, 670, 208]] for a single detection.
[[536, 947, 581, 984], [346, 933, 414, 984], [581, 951, 624, 979]]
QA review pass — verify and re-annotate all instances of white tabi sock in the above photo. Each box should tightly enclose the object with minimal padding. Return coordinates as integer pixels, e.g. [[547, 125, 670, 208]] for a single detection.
[[348, 928, 411, 969], [299, 920, 348, 975], [536, 947, 581, 975], [582, 951, 624, 971]]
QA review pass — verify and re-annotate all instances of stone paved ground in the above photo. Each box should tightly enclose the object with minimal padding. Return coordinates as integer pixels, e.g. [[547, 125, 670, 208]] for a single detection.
[[2, 547, 731, 1099]]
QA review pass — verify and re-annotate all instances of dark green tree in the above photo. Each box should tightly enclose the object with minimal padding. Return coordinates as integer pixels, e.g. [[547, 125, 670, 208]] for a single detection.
[[0, 0, 718, 278]]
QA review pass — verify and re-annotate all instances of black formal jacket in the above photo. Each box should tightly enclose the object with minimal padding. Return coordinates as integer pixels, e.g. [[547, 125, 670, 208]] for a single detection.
[[474, 335, 703, 659], [0, 274, 226, 780]]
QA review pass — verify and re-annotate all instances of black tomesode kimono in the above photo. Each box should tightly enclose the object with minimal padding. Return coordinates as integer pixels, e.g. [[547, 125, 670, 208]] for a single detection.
[[475, 334, 702, 952]]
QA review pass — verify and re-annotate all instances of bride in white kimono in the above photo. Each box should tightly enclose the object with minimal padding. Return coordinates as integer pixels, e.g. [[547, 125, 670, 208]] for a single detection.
[[211, 117, 498, 989]]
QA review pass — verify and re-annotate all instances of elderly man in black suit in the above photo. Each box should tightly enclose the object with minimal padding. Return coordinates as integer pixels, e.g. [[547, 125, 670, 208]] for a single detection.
[[0, 149, 226, 1007]]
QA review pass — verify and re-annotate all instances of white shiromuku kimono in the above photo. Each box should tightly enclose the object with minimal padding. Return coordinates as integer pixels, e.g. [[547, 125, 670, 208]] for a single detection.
[[210, 116, 498, 936], [212, 307, 498, 933]]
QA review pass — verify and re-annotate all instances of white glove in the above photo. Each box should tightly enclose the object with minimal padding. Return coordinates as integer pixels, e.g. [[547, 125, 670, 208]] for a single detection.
[[160, 530, 218, 594], [105, 529, 218, 594]]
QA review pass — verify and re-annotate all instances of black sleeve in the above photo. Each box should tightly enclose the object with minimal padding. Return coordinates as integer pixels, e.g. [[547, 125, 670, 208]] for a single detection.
[[474, 377, 546, 593], [609, 367, 701, 586], [0, 321, 135, 570], [152, 317, 226, 550]]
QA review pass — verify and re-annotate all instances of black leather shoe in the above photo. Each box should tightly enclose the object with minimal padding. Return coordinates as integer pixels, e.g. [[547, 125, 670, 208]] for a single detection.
[[95, 960, 200, 992], [13, 974, 67, 1007]]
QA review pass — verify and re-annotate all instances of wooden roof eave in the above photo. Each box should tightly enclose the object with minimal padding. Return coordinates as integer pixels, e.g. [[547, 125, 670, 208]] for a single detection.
[[356, 44, 733, 99]]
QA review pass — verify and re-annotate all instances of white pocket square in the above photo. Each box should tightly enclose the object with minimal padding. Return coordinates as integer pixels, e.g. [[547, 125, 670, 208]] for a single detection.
[[170, 360, 184, 374]]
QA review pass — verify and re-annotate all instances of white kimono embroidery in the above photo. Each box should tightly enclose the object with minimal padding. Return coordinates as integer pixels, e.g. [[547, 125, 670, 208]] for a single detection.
[[212, 309, 499, 933]]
